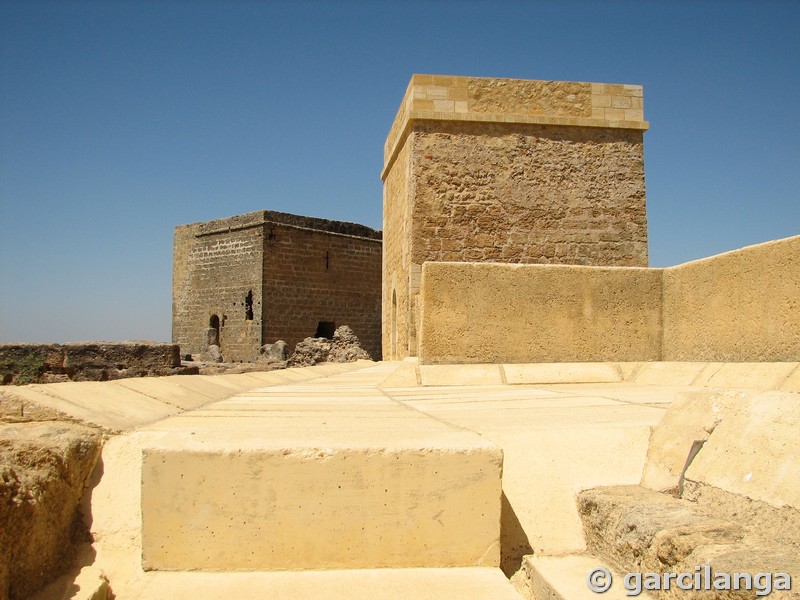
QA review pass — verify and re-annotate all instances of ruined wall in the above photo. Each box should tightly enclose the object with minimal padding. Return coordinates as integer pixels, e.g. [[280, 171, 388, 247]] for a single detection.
[[418, 262, 662, 364], [263, 223, 382, 360], [662, 235, 800, 362], [172, 212, 265, 362], [0, 342, 183, 384], [382, 75, 650, 358]]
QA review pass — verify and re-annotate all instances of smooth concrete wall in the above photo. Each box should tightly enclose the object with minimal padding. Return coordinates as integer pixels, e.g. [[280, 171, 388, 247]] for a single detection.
[[418, 262, 662, 364], [662, 235, 800, 361], [418, 235, 800, 364]]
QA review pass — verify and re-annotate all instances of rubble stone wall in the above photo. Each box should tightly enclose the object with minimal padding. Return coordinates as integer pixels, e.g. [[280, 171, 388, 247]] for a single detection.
[[172, 212, 265, 362], [0, 342, 181, 385]]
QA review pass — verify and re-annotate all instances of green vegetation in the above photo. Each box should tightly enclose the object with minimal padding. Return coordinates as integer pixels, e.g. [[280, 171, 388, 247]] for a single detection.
[[0, 350, 46, 385]]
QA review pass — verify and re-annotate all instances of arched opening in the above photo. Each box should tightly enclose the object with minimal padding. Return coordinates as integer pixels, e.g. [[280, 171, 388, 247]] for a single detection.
[[208, 314, 220, 347], [391, 290, 397, 359]]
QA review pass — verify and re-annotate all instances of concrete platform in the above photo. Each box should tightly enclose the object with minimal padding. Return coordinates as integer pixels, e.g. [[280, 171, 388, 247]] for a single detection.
[[3, 361, 373, 430], [56, 360, 799, 598], [139, 388, 502, 571]]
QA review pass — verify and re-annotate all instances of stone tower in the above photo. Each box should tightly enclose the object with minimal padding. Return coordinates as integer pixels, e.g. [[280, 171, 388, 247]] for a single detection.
[[173, 210, 382, 362], [381, 75, 649, 359]]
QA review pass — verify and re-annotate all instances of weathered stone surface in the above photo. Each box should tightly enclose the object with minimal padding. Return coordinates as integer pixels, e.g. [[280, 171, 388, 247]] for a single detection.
[[0, 342, 185, 385], [201, 344, 223, 363], [0, 422, 102, 600], [288, 337, 333, 367], [467, 78, 592, 117], [329, 326, 371, 362], [259, 340, 288, 362], [663, 235, 800, 362], [289, 326, 372, 367], [578, 485, 800, 599], [419, 262, 662, 364], [579, 486, 742, 574]]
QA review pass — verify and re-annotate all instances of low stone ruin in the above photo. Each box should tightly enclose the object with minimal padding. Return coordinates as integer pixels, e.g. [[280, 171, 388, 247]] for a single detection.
[[288, 325, 371, 367], [0, 342, 196, 385]]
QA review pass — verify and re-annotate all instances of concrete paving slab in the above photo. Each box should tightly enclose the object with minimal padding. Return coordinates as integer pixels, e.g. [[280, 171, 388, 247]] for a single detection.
[[379, 362, 419, 387], [394, 388, 663, 557], [533, 382, 696, 405], [503, 362, 621, 384], [111, 378, 215, 411], [419, 364, 503, 386], [616, 362, 645, 380], [10, 381, 178, 430], [631, 361, 711, 386], [703, 362, 799, 390], [781, 365, 800, 392], [157, 374, 242, 401]]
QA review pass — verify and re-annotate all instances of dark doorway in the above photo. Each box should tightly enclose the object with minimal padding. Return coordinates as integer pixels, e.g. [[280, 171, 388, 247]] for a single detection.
[[208, 314, 221, 346], [315, 321, 336, 339], [245, 290, 254, 321]]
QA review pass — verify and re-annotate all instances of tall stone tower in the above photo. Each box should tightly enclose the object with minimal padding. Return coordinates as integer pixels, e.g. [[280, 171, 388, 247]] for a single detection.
[[381, 75, 649, 359]]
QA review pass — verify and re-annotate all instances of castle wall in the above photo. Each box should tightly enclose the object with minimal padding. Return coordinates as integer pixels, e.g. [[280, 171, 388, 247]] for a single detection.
[[409, 121, 647, 267], [382, 140, 413, 360], [382, 75, 650, 359], [418, 262, 662, 364], [417, 236, 800, 364], [263, 223, 382, 359], [662, 235, 800, 362], [172, 213, 265, 362]]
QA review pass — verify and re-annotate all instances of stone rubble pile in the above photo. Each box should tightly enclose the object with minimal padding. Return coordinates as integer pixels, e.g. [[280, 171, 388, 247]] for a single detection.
[[288, 326, 371, 367]]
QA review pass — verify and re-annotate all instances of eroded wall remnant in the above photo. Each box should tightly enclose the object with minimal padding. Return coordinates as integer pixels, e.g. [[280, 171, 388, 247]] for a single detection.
[[382, 75, 650, 359], [173, 210, 383, 362]]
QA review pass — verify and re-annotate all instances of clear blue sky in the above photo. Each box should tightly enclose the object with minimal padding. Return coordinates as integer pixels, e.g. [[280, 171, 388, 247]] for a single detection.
[[1, 0, 798, 343]]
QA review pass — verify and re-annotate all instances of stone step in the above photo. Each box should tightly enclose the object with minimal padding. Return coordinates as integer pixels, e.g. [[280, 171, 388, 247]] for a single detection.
[[112, 567, 524, 600], [138, 391, 503, 571], [519, 554, 656, 600]]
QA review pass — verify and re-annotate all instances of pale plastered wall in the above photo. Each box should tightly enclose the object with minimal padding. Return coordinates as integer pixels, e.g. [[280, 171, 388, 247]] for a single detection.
[[418, 236, 800, 364], [662, 235, 800, 361], [418, 262, 663, 364]]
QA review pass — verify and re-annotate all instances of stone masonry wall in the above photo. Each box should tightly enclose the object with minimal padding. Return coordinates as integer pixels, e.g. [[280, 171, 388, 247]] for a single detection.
[[382, 140, 413, 360], [410, 120, 647, 267], [173, 213, 265, 362], [264, 223, 382, 360]]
